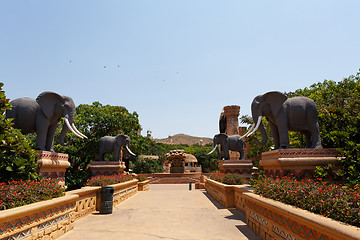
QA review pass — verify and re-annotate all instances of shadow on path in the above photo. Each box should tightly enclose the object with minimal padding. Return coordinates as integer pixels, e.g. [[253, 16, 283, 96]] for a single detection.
[[202, 191, 261, 240], [201, 191, 226, 209]]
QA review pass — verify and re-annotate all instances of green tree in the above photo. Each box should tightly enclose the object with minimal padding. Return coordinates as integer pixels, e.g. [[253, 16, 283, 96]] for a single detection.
[[183, 144, 219, 172], [0, 83, 39, 182], [292, 72, 360, 186], [54, 102, 142, 190], [131, 156, 164, 174]]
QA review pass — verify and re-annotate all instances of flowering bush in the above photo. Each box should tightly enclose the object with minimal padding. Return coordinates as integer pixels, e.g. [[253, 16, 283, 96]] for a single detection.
[[253, 177, 360, 227], [136, 174, 147, 182], [0, 179, 65, 210], [85, 174, 134, 186], [209, 173, 244, 185]]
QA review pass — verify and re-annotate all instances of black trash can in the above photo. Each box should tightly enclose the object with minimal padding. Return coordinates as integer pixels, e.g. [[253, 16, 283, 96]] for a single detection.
[[100, 186, 114, 214]]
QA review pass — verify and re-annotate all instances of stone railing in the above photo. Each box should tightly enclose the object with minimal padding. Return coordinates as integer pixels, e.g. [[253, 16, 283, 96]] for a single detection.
[[138, 180, 150, 191], [0, 179, 140, 240], [0, 195, 78, 240], [111, 179, 138, 208], [205, 179, 236, 208], [66, 186, 100, 220], [205, 179, 360, 240]]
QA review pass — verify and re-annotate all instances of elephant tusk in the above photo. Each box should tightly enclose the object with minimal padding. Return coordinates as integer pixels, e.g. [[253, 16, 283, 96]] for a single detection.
[[207, 145, 219, 155], [71, 123, 88, 139], [64, 118, 84, 139], [125, 145, 136, 156], [239, 123, 255, 139], [246, 116, 263, 137]]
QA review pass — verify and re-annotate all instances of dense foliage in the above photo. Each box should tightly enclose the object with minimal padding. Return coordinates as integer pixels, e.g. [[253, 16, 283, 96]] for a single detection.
[[54, 102, 141, 190], [132, 139, 219, 173], [183, 144, 219, 172], [85, 174, 134, 186], [290, 73, 360, 186], [131, 156, 164, 174], [243, 71, 360, 186], [0, 83, 39, 182], [209, 173, 244, 185], [253, 177, 360, 227], [0, 179, 64, 210]]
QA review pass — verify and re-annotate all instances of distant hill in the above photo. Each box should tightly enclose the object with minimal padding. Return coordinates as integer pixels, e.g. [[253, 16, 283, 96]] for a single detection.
[[154, 134, 212, 146]]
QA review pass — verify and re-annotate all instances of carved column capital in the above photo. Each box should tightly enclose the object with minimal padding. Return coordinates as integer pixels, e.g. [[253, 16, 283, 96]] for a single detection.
[[223, 105, 240, 118]]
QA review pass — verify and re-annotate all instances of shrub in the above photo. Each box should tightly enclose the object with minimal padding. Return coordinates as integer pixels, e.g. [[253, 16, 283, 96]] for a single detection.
[[85, 174, 134, 186], [222, 174, 244, 185], [136, 174, 147, 182], [0, 83, 40, 182], [131, 157, 164, 174], [0, 179, 64, 210], [253, 177, 360, 227], [209, 173, 244, 185]]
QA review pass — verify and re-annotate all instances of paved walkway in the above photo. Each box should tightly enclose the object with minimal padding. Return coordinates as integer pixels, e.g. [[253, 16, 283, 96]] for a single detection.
[[58, 184, 260, 240]]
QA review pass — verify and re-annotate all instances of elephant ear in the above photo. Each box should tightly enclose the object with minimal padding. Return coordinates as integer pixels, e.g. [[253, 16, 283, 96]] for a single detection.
[[262, 91, 288, 116], [36, 91, 65, 119], [219, 110, 227, 134], [115, 134, 126, 146]]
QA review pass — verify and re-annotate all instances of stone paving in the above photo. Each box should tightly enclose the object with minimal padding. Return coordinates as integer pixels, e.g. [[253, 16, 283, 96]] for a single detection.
[[58, 184, 261, 240]]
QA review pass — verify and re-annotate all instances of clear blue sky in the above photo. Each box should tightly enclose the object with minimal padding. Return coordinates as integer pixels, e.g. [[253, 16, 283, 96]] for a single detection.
[[1, 1, 359, 139]]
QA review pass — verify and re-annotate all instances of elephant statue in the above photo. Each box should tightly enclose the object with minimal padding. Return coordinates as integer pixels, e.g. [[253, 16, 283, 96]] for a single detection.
[[208, 133, 246, 160], [241, 91, 322, 149], [5, 91, 87, 151], [98, 134, 136, 161]]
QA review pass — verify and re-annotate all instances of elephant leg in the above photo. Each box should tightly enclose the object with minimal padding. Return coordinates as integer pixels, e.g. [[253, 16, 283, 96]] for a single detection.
[[35, 117, 50, 150], [98, 150, 107, 161], [224, 145, 230, 160], [311, 123, 322, 148], [304, 131, 312, 148], [113, 146, 121, 161], [239, 148, 245, 160], [45, 123, 58, 152], [277, 124, 290, 149]]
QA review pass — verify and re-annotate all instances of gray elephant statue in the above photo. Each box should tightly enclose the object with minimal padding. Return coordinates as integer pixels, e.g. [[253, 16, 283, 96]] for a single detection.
[[5, 91, 87, 151], [98, 134, 136, 161], [208, 133, 246, 160], [241, 91, 322, 149]]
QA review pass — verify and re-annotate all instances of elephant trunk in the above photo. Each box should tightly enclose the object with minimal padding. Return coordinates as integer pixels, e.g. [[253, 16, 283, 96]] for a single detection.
[[257, 121, 268, 145], [59, 119, 72, 146]]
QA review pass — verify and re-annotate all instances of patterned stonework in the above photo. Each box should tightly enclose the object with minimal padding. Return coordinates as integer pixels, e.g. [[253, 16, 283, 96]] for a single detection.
[[260, 148, 343, 181], [246, 199, 335, 240], [37, 151, 70, 187]]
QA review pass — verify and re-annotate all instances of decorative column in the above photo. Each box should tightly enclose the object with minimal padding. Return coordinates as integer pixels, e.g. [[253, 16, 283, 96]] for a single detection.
[[37, 151, 70, 188], [218, 105, 253, 179], [223, 105, 240, 160]]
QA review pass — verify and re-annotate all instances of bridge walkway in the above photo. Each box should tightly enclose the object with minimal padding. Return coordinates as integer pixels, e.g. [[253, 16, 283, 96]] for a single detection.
[[58, 184, 260, 240]]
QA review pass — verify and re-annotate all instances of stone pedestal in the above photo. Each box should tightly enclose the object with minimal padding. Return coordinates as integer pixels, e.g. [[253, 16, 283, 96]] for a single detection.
[[89, 161, 126, 176], [37, 151, 70, 187], [218, 160, 253, 178], [260, 148, 343, 181]]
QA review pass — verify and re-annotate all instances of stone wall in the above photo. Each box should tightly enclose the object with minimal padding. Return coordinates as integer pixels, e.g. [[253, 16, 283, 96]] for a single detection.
[[0, 180, 140, 240], [205, 179, 360, 240]]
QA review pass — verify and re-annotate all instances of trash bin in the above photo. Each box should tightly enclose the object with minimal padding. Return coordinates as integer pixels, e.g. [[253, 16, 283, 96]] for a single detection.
[[100, 186, 114, 214]]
